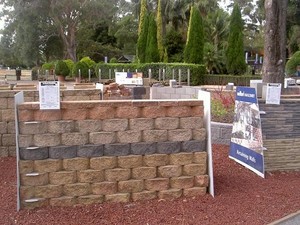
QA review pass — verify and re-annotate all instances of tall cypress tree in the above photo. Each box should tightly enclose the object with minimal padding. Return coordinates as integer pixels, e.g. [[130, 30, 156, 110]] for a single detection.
[[156, 0, 164, 61], [226, 3, 247, 75], [138, 0, 147, 35], [137, 12, 149, 63], [184, 6, 204, 64], [145, 13, 160, 63]]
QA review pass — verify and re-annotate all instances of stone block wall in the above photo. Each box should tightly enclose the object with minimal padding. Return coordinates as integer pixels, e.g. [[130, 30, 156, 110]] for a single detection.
[[0, 90, 101, 157], [150, 86, 204, 100], [17, 100, 208, 209]]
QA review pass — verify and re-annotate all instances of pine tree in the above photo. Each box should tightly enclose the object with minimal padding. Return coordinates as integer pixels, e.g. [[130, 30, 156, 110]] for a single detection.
[[137, 12, 149, 63], [138, 0, 147, 35], [226, 3, 247, 75], [184, 6, 204, 64], [156, 0, 164, 61], [145, 13, 160, 63]]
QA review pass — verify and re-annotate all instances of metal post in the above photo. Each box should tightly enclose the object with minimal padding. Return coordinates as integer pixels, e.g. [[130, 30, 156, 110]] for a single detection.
[[163, 68, 165, 81], [109, 69, 111, 80], [187, 69, 190, 86], [172, 69, 175, 80], [158, 69, 161, 81], [99, 69, 101, 82], [178, 69, 181, 85], [88, 69, 91, 82]]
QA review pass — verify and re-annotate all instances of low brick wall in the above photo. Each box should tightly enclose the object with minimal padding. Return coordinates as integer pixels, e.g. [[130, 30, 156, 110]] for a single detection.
[[150, 86, 204, 99], [211, 122, 232, 145], [17, 100, 208, 209]]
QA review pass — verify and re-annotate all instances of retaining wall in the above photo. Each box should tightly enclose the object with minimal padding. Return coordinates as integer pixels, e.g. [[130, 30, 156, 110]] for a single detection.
[[0, 90, 101, 157], [17, 100, 208, 209]]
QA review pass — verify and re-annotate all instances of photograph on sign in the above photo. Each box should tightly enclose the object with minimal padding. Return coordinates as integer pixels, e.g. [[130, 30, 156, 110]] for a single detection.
[[39, 81, 60, 110], [229, 86, 265, 178]]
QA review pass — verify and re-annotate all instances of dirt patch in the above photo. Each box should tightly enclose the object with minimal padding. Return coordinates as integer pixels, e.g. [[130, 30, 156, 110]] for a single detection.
[[1, 145, 300, 225]]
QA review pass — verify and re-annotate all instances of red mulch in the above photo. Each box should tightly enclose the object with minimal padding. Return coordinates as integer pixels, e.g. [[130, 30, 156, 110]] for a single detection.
[[1, 144, 300, 225]]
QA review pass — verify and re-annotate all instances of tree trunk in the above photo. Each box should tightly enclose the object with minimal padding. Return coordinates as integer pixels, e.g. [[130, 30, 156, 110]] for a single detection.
[[262, 0, 287, 85]]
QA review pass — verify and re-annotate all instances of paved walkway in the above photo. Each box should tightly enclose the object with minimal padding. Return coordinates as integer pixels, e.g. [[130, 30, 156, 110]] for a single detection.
[[268, 210, 300, 225]]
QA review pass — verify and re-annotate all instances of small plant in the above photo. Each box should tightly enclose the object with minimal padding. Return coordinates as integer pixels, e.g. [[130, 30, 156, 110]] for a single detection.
[[55, 60, 70, 77], [211, 87, 235, 123], [72, 61, 89, 78]]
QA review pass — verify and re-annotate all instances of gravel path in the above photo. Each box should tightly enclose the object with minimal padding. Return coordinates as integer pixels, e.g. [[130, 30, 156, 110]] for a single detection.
[[1, 144, 300, 225]]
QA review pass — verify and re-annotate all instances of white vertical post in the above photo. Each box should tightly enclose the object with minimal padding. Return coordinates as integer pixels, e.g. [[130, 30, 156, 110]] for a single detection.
[[187, 69, 190, 86], [172, 69, 175, 80], [178, 69, 181, 85], [162, 68, 165, 81], [99, 69, 101, 82], [158, 68, 161, 81], [88, 69, 91, 82], [79, 69, 81, 81]]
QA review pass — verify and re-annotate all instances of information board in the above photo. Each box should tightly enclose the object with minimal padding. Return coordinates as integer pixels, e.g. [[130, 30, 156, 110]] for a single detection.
[[115, 72, 143, 85], [266, 83, 281, 105], [39, 81, 60, 110]]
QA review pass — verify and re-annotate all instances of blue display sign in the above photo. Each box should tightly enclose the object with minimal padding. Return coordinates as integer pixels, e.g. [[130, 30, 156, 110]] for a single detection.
[[229, 86, 265, 178]]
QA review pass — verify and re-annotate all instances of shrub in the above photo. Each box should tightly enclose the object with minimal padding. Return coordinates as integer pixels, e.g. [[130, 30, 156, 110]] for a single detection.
[[80, 57, 96, 69], [72, 61, 89, 78], [41, 62, 55, 71], [286, 51, 300, 76], [64, 59, 74, 76], [55, 60, 70, 77], [109, 57, 118, 63]]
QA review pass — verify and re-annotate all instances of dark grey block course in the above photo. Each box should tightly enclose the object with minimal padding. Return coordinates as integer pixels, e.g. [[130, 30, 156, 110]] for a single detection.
[[49, 145, 77, 159], [182, 140, 206, 152], [77, 144, 104, 157], [157, 141, 181, 154], [19, 147, 49, 160], [130, 142, 157, 155], [104, 143, 130, 156]]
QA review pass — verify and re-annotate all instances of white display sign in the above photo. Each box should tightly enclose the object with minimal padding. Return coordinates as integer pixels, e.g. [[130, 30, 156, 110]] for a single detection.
[[115, 72, 143, 85], [266, 83, 281, 105], [39, 81, 60, 109]]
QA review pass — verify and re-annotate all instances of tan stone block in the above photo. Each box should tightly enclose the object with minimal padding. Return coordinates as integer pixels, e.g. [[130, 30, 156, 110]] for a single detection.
[[77, 195, 104, 205], [34, 159, 62, 173], [158, 165, 182, 178], [193, 152, 207, 164], [180, 117, 204, 129], [49, 196, 77, 207], [183, 164, 207, 176], [0, 98, 7, 109], [8, 146, 16, 157], [168, 129, 192, 142], [62, 109, 88, 120], [63, 157, 89, 171], [132, 191, 157, 201], [105, 168, 131, 181], [167, 106, 191, 117], [158, 189, 182, 200], [92, 182, 117, 195], [0, 146, 8, 157], [19, 160, 34, 174], [34, 110, 62, 121], [117, 130, 142, 143], [2, 109, 15, 121], [89, 132, 116, 144], [34, 134, 61, 147], [48, 120, 75, 133], [105, 193, 130, 203], [129, 118, 154, 131], [77, 120, 102, 133], [169, 152, 193, 165], [115, 107, 141, 119], [191, 106, 204, 117], [61, 132, 88, 146], [183, 187, 207, 197], [64, 183, 91, 197], [19, 122, 48, 135], [18, 109, 34, 122], [0, 122, 7, 134], [20, 186, 35, 199], [143, 154, 168, 167], [7, 121, 15, 134], [132, 167, 157, 179], [193, 128, 206, 141], [170, 176, 194, 189], [2, 134, 15, 146], [18, 135, 33, 148], [118, 180, 144, 193], [20, 173, 48, 186], [90, 156, 117, 170], [89, 106, 115, 120], [102, 119, 128, 131], [195, 175, 209, 187], [35, 185, 63, 198], [118, 155, 143, 168], [77, 170, 104, 183], [49, 171, 77, 185], [22, 198, 49, 209], [142, 106, 166, 118], [142, 130, 168, 142], [7, 97, 15, 109], [155, 117, 179, 130], [145, 178, 169, 191]]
